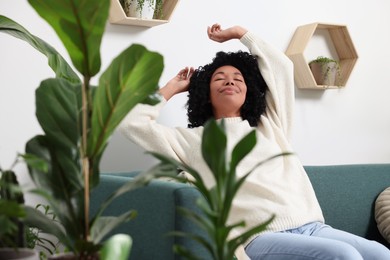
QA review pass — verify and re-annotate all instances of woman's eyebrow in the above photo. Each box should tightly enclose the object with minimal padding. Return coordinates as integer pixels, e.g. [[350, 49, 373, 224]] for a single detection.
[[212, 71, 225, 77], [212, 71, 243, 78]]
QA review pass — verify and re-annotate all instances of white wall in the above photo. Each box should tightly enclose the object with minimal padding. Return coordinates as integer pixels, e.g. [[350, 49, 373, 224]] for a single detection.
[[1, 0, 390, 186]]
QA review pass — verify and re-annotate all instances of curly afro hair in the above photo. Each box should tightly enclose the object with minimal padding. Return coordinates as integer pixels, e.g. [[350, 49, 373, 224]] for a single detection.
[[186, 50, 268, 128]]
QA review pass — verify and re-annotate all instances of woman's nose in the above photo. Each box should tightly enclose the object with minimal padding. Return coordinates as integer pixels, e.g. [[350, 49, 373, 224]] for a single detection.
[[225, 79, 234, 85]]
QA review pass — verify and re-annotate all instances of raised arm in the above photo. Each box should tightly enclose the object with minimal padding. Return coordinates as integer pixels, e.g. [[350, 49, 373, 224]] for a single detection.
[[207, 23, 247, 42], [207, 23, 295, 140]]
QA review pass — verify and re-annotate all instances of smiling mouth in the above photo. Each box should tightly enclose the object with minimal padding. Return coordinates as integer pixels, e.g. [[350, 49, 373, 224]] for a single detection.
[[220, 87, 237, 94]]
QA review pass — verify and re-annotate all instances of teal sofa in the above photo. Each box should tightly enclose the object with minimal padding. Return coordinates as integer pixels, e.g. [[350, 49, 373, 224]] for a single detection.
[[91, 164, 390, 259]]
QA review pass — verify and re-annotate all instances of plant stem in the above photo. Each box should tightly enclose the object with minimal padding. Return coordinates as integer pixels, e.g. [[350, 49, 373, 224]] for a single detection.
[[81, 76, 91, 241]]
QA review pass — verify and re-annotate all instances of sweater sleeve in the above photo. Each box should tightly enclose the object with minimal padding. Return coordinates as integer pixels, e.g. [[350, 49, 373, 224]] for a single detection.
[[119, 96, 199, 164], [240, 32, 295, 141]]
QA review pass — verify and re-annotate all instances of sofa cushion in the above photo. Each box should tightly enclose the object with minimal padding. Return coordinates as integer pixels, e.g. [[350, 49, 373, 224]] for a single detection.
[[305, 164, 390, 244], [375, 187, 390, 243]]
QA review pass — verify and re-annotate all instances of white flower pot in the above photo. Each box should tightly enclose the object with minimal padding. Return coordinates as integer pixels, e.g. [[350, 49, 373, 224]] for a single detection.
[[124, 0, 156, 19]]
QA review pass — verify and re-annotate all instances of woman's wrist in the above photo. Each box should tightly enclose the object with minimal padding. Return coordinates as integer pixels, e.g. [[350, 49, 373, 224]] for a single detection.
[[233, 26, 247, 39], [159, 83, 177, 101]]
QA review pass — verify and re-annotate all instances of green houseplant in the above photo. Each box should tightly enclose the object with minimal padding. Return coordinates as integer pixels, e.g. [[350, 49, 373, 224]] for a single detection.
[[309, 56, 341, 86], [0, 0, 168, 258], [121, 0, 164, 19], [0, 155, 42, 260], [151, 119, 289, 260]]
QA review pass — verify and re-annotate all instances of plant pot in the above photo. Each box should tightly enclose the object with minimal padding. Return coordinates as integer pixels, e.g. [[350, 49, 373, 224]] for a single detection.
[[124, 0, 156, 19], [48, 252, 99, 260], [0, 248, 40, 260], [309, 62, 338, 86], [48, 252, 76, 260]]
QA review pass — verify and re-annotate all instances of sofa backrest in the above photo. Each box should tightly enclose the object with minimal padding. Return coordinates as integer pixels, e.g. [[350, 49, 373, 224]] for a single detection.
[[305, 164, 390, 245]]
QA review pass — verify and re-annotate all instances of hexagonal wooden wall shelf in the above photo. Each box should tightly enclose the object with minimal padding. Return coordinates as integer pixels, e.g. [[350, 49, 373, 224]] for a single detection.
[[109, 0, 180, 27], [285, 22, 358, 89]]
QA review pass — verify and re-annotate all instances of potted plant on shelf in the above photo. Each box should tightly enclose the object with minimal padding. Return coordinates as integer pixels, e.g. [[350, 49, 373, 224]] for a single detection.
[[121, 0, 164, 19], [309, 56, 341, 86], [0, 0, 169, 259]]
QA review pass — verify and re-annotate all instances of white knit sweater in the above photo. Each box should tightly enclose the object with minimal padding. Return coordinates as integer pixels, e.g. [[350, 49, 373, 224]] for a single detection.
[[120, 31, 324, 247]]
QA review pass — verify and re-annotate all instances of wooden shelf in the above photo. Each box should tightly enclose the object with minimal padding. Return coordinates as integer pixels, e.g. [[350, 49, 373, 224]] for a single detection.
[[109, 0, 180, 27], [285, 22, 358, 89]]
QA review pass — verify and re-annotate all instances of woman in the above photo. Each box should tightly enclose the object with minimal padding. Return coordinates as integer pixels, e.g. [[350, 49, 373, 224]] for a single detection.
[[120, 24, 390, 259]]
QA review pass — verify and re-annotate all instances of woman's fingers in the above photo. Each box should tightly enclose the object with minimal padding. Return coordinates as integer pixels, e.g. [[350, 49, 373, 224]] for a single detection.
[[178, 67, 194, 80]]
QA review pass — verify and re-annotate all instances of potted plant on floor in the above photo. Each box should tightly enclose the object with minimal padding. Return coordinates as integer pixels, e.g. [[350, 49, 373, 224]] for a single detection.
[[0, 156, 40, 260], [151, 119, 289, 260], [309, 56, 341, 86], [121, 0, 164, 19], [0, 0, 169, 259]]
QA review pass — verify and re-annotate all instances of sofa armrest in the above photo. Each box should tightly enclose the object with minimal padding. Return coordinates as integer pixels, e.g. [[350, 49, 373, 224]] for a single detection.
[[91, 173, 210, 260]]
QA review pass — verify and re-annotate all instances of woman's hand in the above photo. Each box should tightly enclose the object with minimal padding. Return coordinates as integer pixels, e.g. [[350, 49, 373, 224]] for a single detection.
[[207, 23, 247, 43], [159, 67, 194, 101]]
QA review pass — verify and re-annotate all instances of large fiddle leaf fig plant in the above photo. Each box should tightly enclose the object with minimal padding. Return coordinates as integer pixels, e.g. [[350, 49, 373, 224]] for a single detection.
[[0, 0, 166, 258]]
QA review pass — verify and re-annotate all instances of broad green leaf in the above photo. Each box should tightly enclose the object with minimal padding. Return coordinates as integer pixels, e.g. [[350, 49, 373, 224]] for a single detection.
[[88, 44, 163, 158], [0, 170, 24, 202], [33, 78, 88, 210], [25, 135, 84, 248], [20, 153, 49, 173], [170, 232, 212, 260], [172, 245, 202, 260], [228, 215, 274, 255], [0, 215, 18, 237], [28, 0, 109, 77], [91, 213, 136, 244], [0, 15, 79, 83], [0, 201, 25, 218], [230, 130, 256, 170], [24, 205, 72, 250], [201, 120, 227, 180], [100, 234, 132, 260], [176, 206, 214, 234], [35, 78, 82, 150]]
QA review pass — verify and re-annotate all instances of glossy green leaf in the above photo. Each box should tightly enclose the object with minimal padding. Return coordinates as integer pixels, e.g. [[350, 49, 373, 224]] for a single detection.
[[201, 120, 227, 181], [0, 15, 79, 83], [35, 78, 82, 150], [20, 153, 49, 173], [91, 213, 136, 244], [230, 130, 256, 171], [172, 244, 202, 260], [25, 135, 84, 251], [176, 206, 214, 235], [24, 205, 71, 249], [28, 0, 109, 77], [100, 234, 132, 260], [89, 44, 163, 158], [228, 215, 274, 256], [0, 201, 25, 218]]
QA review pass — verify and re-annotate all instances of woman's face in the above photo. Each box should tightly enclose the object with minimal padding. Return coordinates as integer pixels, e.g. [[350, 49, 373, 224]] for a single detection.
[[209, 65, 247, 119]]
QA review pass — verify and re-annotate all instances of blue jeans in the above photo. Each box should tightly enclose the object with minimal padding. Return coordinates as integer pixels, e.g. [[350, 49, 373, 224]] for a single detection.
[[245, 222, 390, 260]]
